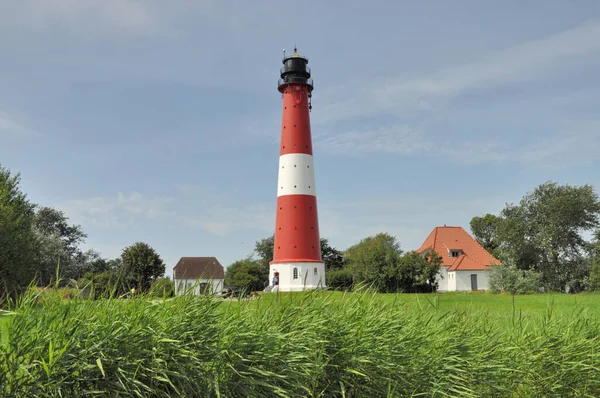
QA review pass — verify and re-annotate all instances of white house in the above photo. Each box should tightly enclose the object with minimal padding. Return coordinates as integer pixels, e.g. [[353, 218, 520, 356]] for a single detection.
[[173, 257, 224, 295], [416, 226, 501, 292]]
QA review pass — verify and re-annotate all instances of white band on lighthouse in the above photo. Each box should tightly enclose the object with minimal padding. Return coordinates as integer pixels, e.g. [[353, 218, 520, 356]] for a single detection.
[[277, 153, 317, 197]]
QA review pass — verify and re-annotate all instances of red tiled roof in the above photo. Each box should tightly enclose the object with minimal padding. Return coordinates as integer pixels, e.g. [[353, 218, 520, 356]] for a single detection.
[[173, 257, 224, 280], [416, 226, 501, 271]]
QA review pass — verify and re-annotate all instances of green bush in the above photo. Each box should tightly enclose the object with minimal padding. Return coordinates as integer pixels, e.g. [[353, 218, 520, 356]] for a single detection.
[[489, 264, 543, 295], [326, 268, 353, 291], [149, 277, 175, 298]]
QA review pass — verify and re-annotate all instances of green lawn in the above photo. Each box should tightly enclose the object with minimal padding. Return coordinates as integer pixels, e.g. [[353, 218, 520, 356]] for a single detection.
[[255, 290, 600, 327], [382, 291, 600, 315]]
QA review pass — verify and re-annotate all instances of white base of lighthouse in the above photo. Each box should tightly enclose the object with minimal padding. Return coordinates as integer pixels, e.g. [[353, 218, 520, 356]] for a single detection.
[[268, 262, 327, 292]]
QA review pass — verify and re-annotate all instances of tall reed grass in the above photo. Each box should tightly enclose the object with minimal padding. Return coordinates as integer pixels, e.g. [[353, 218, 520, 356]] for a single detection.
[[0, 286, 599, 397]]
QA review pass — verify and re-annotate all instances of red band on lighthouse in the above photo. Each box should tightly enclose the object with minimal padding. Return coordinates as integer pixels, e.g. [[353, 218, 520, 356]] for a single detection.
[[268, 48, 326, 292]]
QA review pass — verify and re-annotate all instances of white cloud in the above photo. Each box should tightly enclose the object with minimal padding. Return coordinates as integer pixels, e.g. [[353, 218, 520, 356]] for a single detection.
[[429, 119, 600, 168], [56, 187, 506, 252], [518, 120, 600, 167], [319, 18, 600, 124], [182, 203, 274, 236], [2, 0, 178, 37], [58, 191, 175, 229], [315, 125, 432, 156], [309, 18, 600, 160], [0, 111, 42, 137], [57, 188, 275, 236]]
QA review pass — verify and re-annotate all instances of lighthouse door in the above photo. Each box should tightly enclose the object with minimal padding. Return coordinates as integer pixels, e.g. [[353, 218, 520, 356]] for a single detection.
[[274, 272, 280, 286]]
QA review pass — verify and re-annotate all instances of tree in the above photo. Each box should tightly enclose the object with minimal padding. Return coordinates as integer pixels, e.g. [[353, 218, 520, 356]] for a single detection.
[[34, 206, 86, 257], [121, 242, 166, 291], [71, 249, 110, 280], [150, 277, 175, 298], [344, 233, 403, 293], [32, 206, 92, 282], [396, 250, 443, 293], [470, 214, 502, 256], [321, 238, 346, 271], [33, 225, 68, 286], [0, 165, 38, 299], [225, 258, 268, 292], [497, 182, 600, 291], [588, 231, 600, 291], [488, 264, 543, 295], [326, 268, 353, 291], [254, 235, 275, 272]]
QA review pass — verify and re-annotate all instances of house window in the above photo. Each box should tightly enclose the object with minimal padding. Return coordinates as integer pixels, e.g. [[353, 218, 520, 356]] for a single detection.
[[450, 250, 461, 258], [293, 267, 298, 279], [199, 282, 209, 294], [314, 267, 318, 275]]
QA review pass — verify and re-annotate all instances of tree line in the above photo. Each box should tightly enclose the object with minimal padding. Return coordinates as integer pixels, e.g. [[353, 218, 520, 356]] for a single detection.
[[226, 233, 444, 293], [0, 165, 169, 301], [4, 161, 600, 298], [227, 181, 600, 294], [470, 181, 600, 293]]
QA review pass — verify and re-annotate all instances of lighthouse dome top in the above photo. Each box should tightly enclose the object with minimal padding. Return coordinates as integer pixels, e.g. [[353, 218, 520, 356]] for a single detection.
[[278, 46, 313, 93], [282, 47, 309, 63]]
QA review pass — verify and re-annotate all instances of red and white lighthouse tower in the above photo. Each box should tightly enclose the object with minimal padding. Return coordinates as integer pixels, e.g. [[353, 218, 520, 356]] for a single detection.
[[268, 48, 326, 292]]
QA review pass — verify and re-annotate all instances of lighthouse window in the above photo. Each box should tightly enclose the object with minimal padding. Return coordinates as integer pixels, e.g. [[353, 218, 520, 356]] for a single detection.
[[293, 268, 298, 279], [314, 267, 318, 275]]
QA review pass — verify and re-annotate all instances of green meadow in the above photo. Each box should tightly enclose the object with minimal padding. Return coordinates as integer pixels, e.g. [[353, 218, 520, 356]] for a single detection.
[[0, 290, 599, 397]]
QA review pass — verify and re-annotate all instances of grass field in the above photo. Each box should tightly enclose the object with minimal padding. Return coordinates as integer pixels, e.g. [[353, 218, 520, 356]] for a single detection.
[[261, 290, 600, 314], [0, 290, 599, 397]]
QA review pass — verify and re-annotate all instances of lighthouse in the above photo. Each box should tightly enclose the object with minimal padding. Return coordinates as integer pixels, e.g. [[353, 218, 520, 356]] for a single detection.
[[268, 48, 326, 292]]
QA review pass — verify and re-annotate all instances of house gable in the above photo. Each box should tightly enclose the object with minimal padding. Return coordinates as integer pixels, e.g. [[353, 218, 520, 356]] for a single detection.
[[416, 226, 500, 271], [173, 257, 225, 280]]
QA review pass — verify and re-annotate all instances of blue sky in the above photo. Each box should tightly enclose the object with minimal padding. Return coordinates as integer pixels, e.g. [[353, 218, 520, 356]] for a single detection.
[[2, 1, 600, 272]]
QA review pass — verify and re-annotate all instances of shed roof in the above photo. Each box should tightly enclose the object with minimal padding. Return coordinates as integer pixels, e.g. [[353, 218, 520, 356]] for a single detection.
[[173, 257, 224, 280]]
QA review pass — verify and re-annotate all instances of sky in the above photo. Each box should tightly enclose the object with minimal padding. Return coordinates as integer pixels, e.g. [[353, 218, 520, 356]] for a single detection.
[[1, 1, 600, 272]]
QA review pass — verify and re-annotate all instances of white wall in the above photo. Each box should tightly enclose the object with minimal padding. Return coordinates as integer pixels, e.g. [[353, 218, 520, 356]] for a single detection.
[[448, 271, 457, 291], [174, 278, 223, 295], [453, 271, 489, 291], [269, 262, 326, 292], [436, 267, 449, 292]]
